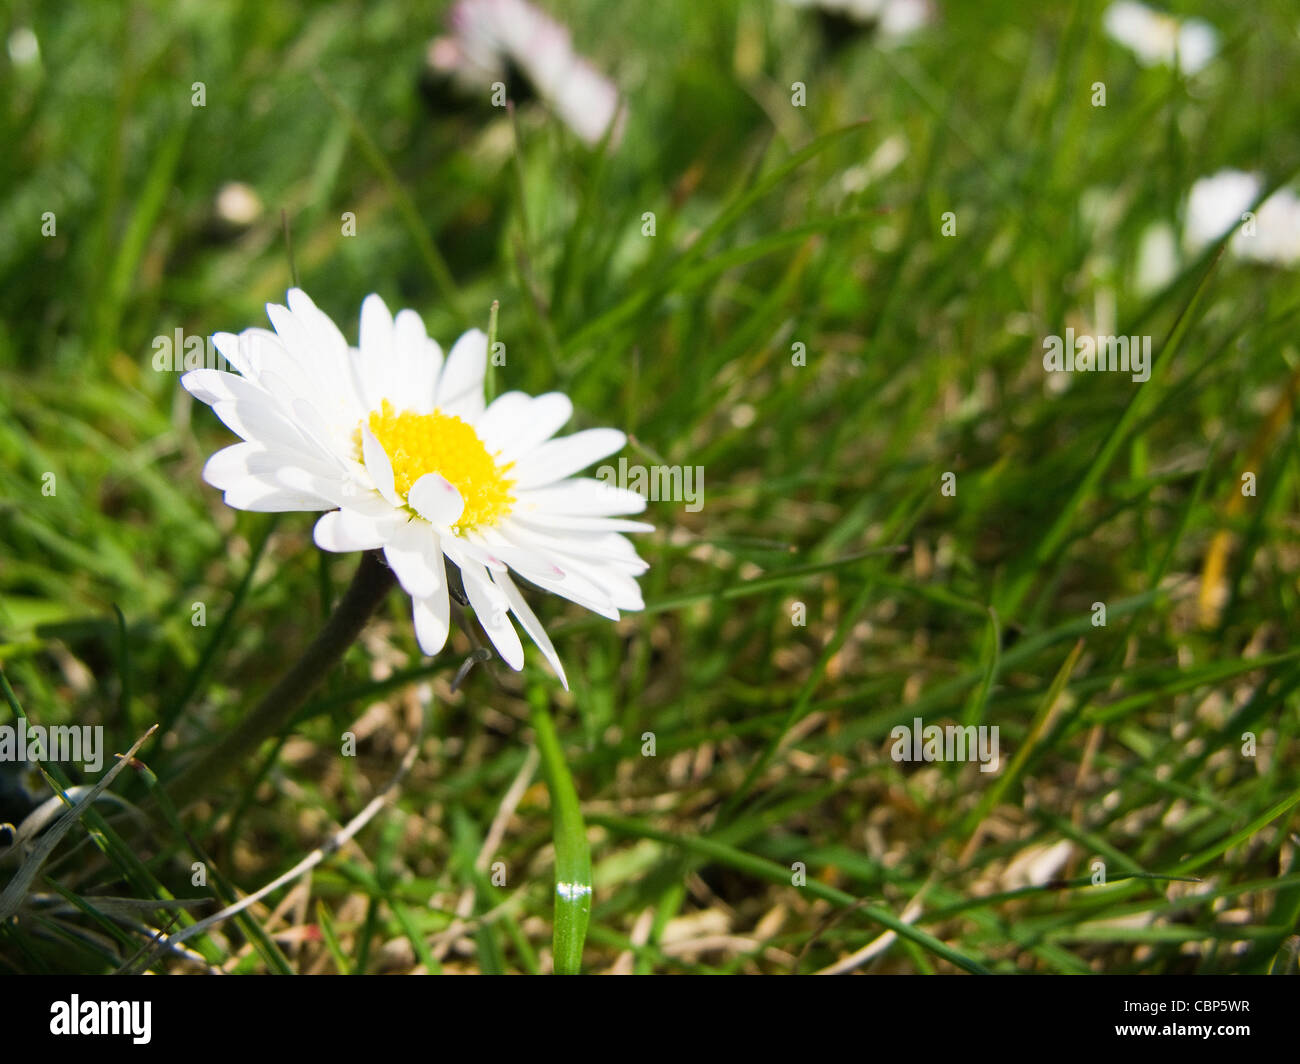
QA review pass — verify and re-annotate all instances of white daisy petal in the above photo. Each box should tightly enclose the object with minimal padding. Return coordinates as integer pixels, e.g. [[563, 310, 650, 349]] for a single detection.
[[183, 368, 259, 406], [383, 520, 443, 598], [442, 534, 508, 572], [202, 442, 263, 490], [360, 294, 394, 357], [509, 428, 627, 488], [234, 328, 287, 383], [494, 570, 568, 690], [522, 564, 620, 620], [210, 328, 282, 383], [265, 302, 317, 374], [412, 568, 451, 655], [493, 392, 574, 457], [337, 486, 407, 519], [210, 398, 323, 459], [361, 425, 402, 507], [408, 472, 465, 527], [476, 390, 533, 446], [215, 445, 345, 506], [471, 529, 565, 581], [462, 562, 524, 670], [512, 512, 655, 534], [272, 468, 356, 509], [314, 508, 396, 552], [553, 554, 645, 611], [286, 288, 362, 411], [182, 366, 268, 407], [223, 479, 335, 512], [286, 289, 344, 352], [394, 308, 442, 414], [504, 523, 648, 572], [359, 293, 397, 407], [252, 368, 311, 418], [211, 332, 253, 378], [515, 477, 647, 517], [290, 396, 353, 465], [436, 328, 487, 416]]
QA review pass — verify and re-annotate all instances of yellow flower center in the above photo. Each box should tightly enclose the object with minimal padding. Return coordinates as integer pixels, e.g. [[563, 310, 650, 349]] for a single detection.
[[360, 400, 515, 531]]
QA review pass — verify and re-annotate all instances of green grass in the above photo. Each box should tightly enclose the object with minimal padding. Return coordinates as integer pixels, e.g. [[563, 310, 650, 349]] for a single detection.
[[2, 0, 1300, 974]]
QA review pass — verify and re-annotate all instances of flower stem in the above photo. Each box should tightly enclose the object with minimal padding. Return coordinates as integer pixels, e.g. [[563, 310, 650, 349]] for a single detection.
[[166, 550, 396, 806]]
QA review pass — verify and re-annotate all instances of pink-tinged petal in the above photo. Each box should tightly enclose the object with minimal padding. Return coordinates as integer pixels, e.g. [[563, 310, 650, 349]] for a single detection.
[[547, 551, 644, 611], [443, 535, 507, 572], [470, 530, 565, 581], [408, 472, 465, 527], [520, 563, 620, 620]]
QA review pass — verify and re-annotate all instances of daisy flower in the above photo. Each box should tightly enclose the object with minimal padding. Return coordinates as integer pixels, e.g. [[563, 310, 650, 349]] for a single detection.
[[427, 0, 624, 148], [1102, 1, 1218, 76], [181, 289, 650, 689]]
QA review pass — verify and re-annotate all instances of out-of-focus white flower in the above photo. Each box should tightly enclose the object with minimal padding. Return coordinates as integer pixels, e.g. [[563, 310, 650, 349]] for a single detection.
[[1184, 169, 1300, 266], [1133, 169, 1300, 287], [1184, 169, 1261, 251], [182, 289, 651, 687], [428, 0, 624, 147], [215, 182, 263, 228], [1134, 221, 1178, 295], [1244, 188, 1300, 267], [782, 0, 932, 37], [7, 27, 39, 66], [1102, 1, 1218, 76]]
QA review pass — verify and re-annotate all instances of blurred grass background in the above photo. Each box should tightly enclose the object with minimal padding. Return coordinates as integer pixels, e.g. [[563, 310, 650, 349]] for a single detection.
[[2, 0, 1300, 973]]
